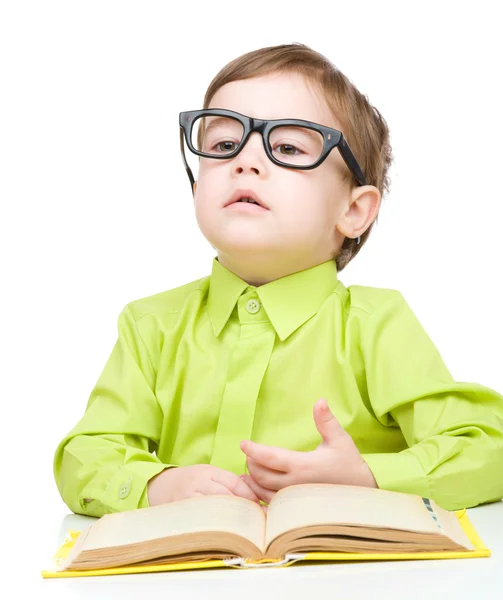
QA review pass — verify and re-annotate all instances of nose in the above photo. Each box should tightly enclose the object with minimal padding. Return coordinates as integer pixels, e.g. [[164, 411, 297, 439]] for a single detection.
[[232, 132, 268, 176]]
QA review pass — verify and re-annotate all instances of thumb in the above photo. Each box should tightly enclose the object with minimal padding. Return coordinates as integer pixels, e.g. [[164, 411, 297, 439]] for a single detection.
[[313, 398, 345, 446]]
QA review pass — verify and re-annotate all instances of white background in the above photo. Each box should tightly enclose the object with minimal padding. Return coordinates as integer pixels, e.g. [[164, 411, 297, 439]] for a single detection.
[[1, 1, 502, 596]]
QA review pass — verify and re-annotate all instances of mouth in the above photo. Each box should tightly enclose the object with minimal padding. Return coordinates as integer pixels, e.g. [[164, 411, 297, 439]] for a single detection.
[[225, 189, 269, 211]]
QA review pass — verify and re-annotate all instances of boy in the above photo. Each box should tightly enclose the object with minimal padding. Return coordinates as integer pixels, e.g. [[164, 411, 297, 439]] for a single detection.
[[54, 43, 503, 517]]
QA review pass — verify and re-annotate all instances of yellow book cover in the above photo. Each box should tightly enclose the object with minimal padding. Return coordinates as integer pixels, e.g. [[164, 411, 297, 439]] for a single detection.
[[41, 485, 491, 579]]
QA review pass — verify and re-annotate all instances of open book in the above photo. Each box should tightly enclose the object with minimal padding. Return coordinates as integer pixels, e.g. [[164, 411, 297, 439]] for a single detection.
[[47, 484, 489, 576]]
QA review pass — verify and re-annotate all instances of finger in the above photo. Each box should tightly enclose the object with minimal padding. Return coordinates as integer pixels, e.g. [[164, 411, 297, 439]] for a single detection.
[[246, 457, 288, 491], [240, 440, 300, 472], [210, 469, 261, 504], [230, 476, 261, 504], [313, 398, 346, 446], [196, 478, 234, 497], [240, 474, 275, 505]]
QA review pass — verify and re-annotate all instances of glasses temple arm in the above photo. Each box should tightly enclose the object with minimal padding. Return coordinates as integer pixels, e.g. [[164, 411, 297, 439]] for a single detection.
[[180, 127, 196, 194], [338, 137, 368, 187]]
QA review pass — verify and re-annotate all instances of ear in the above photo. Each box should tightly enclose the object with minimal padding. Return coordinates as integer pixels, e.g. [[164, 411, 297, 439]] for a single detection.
[[336, 185, 381, 239], [192, 181, 197, 205]]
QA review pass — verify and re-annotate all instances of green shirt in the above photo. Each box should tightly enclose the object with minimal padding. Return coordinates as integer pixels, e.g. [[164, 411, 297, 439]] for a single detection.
[[54, 257, 503, 515]]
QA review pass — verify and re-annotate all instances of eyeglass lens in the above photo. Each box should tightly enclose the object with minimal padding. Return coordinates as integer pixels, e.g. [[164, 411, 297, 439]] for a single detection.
[[190, 114, 325, 167]]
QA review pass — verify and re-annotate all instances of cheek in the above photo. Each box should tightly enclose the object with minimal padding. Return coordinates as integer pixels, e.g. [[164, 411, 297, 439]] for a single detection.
[[198, 160, 224, 185], [284, 178, 333, 223], [314, 175, 345, 222], [193, 185, 214, 224], [195, 169, 227, 207], [194, 195, 214, 227]]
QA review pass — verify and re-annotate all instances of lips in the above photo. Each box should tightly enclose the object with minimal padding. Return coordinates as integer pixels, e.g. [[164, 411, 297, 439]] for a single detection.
[[225, 189, 269, 210]]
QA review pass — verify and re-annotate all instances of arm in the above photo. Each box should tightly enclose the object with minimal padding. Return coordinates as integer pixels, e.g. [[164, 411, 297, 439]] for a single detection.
[[360, 291, 503, 510], [53, 305, 170, 517]]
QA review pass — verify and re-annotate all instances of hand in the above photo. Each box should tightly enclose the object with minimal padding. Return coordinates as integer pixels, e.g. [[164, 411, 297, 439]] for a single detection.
[[240, 398, 377, 504], [147, 464, 261, 506]]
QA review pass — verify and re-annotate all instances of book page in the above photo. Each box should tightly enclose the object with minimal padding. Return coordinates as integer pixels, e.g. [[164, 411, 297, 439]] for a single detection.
[[82, 495, 266, 554], [265, 484, 469, 549]]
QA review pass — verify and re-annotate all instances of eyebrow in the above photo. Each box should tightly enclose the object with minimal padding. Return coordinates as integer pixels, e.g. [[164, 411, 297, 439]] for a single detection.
[[272, 124, 323, 142], [203, 117, 240, 137]]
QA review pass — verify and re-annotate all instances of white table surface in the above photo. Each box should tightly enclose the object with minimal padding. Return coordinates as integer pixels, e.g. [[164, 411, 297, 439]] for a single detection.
[[30, 500, 503, 600]]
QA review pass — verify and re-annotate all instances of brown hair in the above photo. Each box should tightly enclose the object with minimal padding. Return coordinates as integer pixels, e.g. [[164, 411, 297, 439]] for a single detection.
[[201, 43, 393, 271]]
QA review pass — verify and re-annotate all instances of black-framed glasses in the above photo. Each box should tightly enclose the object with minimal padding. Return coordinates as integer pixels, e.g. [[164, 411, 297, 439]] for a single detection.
[[179, 108, 367, 191]]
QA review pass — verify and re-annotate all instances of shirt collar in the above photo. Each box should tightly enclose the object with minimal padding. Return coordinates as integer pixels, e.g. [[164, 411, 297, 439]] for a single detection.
[[207, 257, 339, 341]]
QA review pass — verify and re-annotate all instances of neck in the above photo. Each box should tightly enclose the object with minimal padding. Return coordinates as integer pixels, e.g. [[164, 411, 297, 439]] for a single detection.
[[216, 251, 333, 287]]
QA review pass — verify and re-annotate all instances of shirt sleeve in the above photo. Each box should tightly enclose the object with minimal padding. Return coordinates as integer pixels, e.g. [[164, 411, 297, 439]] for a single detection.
[[360, 291, 503, 510], [53, 305, 172, 517]]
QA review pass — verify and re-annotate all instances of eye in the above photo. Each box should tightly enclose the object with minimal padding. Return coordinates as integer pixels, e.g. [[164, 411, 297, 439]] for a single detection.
[[214, 140, 238, 153], [273, 143, 304, 156]]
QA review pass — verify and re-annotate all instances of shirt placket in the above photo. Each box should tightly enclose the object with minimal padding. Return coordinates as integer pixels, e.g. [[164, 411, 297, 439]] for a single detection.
[[210, 288, 276, 474]]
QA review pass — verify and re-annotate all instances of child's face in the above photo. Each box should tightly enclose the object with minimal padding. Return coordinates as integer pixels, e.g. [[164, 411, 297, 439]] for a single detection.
[[193, 71, 378, 282]]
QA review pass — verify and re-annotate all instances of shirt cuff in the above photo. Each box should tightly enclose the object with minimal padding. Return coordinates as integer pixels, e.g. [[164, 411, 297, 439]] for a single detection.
[[88, 462, 170, 514], [361, 451, 431, 499], [138, 484, 151, 509]]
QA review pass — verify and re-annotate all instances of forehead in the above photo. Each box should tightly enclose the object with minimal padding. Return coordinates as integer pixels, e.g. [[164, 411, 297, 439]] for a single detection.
[[208, 72, 341, 130]]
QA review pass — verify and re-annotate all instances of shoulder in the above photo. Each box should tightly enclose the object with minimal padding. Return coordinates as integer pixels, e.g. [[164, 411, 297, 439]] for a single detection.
[[121, 274, 211, 324], [334, 281, 407, 317]]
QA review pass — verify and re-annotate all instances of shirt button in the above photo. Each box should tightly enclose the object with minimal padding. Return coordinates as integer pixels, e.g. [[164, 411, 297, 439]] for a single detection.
[[245, 299, 261, 314], [118, 479, 132, 499]]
